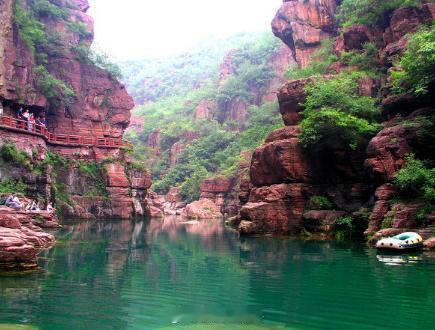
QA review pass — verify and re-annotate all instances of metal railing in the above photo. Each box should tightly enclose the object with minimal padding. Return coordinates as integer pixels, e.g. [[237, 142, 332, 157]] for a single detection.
[[0, 116, 130, 149]]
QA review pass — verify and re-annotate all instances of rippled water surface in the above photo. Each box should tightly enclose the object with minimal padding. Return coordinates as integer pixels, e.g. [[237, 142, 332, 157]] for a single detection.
[[0, 217, 434, 330]]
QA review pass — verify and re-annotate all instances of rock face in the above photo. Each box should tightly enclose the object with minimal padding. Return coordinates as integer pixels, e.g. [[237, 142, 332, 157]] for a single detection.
[[240, 184, 305, 234], [239, 1, 435, 237], [194, 99, 214, 120], [383, 3, 435, 58], [183, 198, 222, 220], [0, 0, 134, 138], [277, 79, 313, 125], [302, 210, 346, 235], [0, 207, 57, 270], [0, 0, 150, 221], [250, 127, 307, 186], [272, 0, 339, 67], [199, 177, 234, 215]]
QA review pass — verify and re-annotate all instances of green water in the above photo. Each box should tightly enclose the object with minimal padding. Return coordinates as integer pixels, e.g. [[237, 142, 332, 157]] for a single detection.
[[0, 217, 434, 330]]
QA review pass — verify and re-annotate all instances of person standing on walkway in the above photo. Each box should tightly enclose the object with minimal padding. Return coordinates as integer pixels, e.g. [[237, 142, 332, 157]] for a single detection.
[[22, 109, 30, 130], [28, 113, 35, 131]]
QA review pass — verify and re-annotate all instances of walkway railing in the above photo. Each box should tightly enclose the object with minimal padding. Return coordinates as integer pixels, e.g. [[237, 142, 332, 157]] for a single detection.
[[0, 116, 130, 149]]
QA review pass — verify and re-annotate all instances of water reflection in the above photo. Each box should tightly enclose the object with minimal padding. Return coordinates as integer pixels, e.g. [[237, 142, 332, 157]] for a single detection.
[[376, 252, 430, 266], [0, 217, 434, 330]]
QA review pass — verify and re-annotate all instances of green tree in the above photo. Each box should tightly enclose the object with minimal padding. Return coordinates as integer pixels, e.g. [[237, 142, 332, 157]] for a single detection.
[[337, 0, 420, 27], [394, 154, 435, 201], [392, 25, 435, 95], [300, 73, 380, 149]]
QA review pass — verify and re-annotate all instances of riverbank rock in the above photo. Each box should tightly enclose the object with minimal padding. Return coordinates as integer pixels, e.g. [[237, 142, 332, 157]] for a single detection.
[[423, 238, 435, 250], [183, 199, 222, 220], [0, 208, 56, 270]]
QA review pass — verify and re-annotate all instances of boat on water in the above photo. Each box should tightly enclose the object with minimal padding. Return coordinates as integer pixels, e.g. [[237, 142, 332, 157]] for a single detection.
[[376, 232, 424, 251]]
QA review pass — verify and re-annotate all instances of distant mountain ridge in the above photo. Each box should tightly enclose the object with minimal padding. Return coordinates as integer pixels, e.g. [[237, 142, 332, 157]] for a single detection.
[[118, 32, 267, 104]]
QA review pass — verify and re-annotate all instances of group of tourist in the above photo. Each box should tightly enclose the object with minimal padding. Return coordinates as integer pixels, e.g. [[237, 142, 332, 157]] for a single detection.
[[3, 194, 55, 214], [17, 107, 46, 131]]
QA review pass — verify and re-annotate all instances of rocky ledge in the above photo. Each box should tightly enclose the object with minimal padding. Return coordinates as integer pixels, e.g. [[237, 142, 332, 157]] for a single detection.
[[0, 207, 58, 270]]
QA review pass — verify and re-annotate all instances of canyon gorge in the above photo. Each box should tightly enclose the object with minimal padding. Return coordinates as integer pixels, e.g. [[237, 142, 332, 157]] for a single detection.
[[0, 1, 434, 328]]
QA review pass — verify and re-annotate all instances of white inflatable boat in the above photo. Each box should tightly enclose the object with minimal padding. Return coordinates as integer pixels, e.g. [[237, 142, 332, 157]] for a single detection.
[[376, 232, 423, 251]]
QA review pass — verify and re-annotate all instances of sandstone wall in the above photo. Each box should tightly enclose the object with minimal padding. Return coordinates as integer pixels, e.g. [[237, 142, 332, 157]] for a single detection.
[[238, 1, 435, 236], [0, 0, 151, 220]]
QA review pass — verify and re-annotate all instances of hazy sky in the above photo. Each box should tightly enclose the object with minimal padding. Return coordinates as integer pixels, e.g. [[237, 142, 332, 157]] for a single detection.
[[88, 0, 282, 60]]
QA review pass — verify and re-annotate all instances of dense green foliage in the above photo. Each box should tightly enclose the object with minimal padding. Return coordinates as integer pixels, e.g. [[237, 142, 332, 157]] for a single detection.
[[337, 0, 421, 27], [392, 25, 435, 95], [217, 34, 279, 107], [394, 154, 435, 202], [300, 72, 380, 149], [0, 179, 27, 194], [31, 0, 68, 19], [0, 143, 32, 169], [340, 43, 380, 74], [151, 102, 283, 202]]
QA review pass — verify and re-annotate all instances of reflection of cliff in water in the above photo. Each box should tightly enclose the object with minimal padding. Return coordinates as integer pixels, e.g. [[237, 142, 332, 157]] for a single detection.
[[0, 218, 244, 328], [0, 218, 434, 329]]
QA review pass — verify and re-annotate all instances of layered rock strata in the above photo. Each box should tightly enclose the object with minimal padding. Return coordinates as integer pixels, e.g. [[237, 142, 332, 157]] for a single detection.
[[0, 0, 150, 220], [0, 206, 57, 270], [238, 1, 435, 236]]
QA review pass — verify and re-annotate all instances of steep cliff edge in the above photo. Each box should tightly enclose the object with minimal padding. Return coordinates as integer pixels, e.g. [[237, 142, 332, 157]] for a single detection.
[[238, 0, 435, 238], [0, 0, 150, 220]]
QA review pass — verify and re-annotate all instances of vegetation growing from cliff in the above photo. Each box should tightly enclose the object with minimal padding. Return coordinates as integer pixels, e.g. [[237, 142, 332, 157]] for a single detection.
[[392, 25, 435, 95], [337, 0, 421, 27], [13, 0, 81, 106], [300, 72, 380, 150], [216, 35, 279, 108], [0, 143, 32, 169], [285, 39, 337, 79], [13, 0, 48, 54], [0, 179, 27, 194], [34, 65, 76, 106], [394, 154, 435, 202], [308, 196, 333, 210], [31, 0, 68, 20], [151, 101, 283, 201]]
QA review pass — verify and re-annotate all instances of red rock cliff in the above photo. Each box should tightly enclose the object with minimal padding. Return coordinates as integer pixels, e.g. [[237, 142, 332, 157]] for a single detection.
[[239, 1, 435, 236], [272, 0, 340, 67], [0, 0, 133, 138], [0, 0, 151, 220]]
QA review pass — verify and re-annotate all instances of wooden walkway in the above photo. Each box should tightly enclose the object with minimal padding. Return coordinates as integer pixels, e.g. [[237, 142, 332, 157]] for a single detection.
[[0, 116, 130, 149]]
